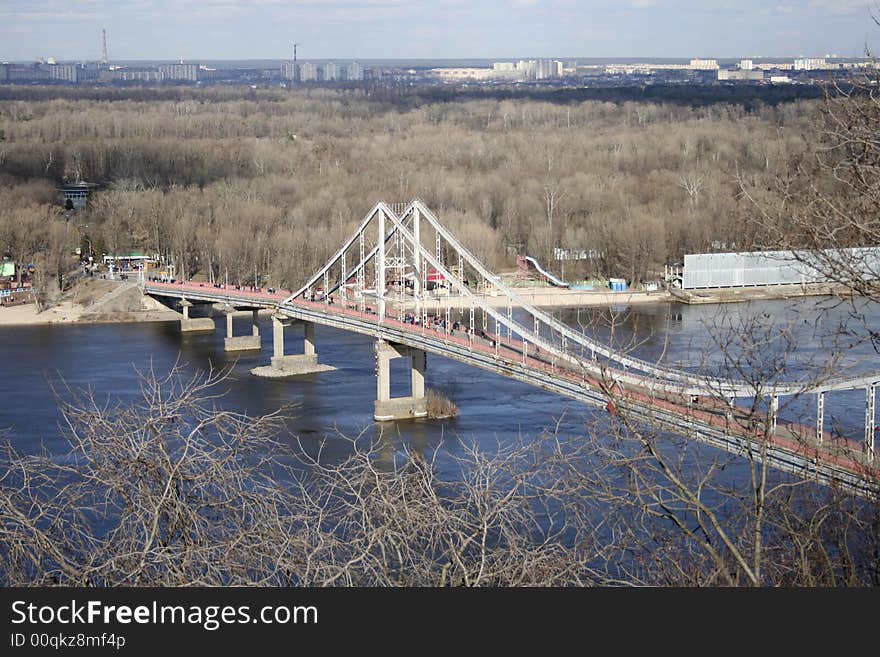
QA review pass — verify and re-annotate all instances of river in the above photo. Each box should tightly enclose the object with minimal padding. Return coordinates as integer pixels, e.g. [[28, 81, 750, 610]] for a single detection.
[[1, 296, 878, 474]]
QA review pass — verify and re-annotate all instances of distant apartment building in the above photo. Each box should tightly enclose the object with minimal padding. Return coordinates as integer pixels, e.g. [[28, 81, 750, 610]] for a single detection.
[[298, 62, 318, 82], [430, 67, 495, 81], [489, 62, 521, 80], [535, 59, 556, 79], [8, 65, 50, 81], [689, 58, 719, 70], [48, 63, 77, 82], [430, 59, 563, 82], [573, 65, 605, 77], [718, 69, 763, 81], [281, 61, 297, 81], [322, 62, 338, 81], [794, 57, 827, 71], [515, 60, 532, 79], [77, 62, 100, 81], [740, 59, 753, 70], [346, 61, 364, 81], [512, 59, 563, 80], [0, 64, 9, 82], [102, 68, 162, 82], [754, 62, 793, 71], [158, 63, 198, 81]]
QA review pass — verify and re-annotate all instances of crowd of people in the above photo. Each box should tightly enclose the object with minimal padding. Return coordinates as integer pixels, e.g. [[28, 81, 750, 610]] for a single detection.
[[399, 311, 497, 346]]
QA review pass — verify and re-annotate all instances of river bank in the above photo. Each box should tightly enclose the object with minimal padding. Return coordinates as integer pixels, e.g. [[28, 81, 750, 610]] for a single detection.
[[394, 286, 672, 310], [0, 279, 180, 327], [1, 278, 854, 329], [393, 281, 846, 310], [669, 281, 847, 305]]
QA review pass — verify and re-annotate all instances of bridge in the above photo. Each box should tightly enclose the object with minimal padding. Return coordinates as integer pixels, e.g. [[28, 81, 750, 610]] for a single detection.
[[142, 200, 880, 497]]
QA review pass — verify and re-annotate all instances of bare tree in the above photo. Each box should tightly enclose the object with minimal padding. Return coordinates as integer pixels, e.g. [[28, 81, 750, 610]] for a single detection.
[[0, 364, 611, 586], [739, 67, 880, 300], [678, 172, 705, 209]]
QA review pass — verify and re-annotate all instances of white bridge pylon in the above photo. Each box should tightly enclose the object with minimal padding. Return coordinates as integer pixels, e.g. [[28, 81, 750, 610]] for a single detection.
[[282, 200, 879, 400]]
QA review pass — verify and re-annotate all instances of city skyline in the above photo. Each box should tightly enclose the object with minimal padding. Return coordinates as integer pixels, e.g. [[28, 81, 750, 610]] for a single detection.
[[1, 0, 878, 62]]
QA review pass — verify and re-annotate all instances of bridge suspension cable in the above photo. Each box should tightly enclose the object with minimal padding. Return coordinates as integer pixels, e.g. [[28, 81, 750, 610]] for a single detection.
[[282, 199, 879, 399]]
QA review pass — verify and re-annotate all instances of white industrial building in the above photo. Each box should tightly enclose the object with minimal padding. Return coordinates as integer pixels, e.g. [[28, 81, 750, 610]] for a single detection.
[[681, 248, 880, 290]]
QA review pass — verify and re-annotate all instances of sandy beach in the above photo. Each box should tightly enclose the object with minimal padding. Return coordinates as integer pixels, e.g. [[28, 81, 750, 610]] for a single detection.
[[0, 279, 181, 327]]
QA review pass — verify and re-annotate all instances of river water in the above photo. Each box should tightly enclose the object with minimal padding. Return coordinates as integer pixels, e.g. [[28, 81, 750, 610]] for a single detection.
[[1, 296, 878, 472]]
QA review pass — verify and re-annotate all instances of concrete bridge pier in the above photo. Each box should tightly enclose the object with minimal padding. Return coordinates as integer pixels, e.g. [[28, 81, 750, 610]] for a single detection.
[[179, 299, 214, 333], [251, 317, 335, 378], [374, 339, 427, 421], [224, 306, 262, 352], [865, 384, 875, 458]]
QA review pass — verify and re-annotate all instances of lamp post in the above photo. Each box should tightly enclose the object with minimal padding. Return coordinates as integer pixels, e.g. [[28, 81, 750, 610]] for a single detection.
[[80, 224, 93, 263]]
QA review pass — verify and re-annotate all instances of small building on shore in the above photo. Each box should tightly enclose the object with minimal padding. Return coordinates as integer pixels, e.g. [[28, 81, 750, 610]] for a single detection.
[[0, 260, 34, 306], [58, 181, 98, 211], [102, 252, 156, 272]]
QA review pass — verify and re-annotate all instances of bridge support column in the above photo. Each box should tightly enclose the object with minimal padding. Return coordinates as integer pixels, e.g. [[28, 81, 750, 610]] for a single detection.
[[769, 394, 778, 435], [273, 315, 285, 360], [179, 299, 214, 333], [412, 348, 425, 400], [251, 318, 335, 378], [224, 306, 261, 352], [374, 340, 427, 421], [304, 320, 316, 357]]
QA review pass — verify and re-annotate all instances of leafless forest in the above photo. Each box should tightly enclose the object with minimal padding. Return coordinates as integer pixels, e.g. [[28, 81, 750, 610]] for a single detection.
[[2, 82, 879, 586], [0, 85, 826, 289]]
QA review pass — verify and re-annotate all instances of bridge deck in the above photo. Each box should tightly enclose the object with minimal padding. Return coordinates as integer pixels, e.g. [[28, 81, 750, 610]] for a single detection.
[[144, 280, 880, 496]]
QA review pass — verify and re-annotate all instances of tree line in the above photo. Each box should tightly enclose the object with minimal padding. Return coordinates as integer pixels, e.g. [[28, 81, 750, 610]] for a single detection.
[[1, 85, 820, 289]]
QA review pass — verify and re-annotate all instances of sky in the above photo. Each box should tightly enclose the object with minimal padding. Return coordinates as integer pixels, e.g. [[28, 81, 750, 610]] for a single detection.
[[1, 0, 878, 62]]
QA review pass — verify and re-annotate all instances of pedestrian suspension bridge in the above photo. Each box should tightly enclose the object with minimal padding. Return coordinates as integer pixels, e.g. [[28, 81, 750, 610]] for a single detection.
[[143, 200, 880, 497]]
